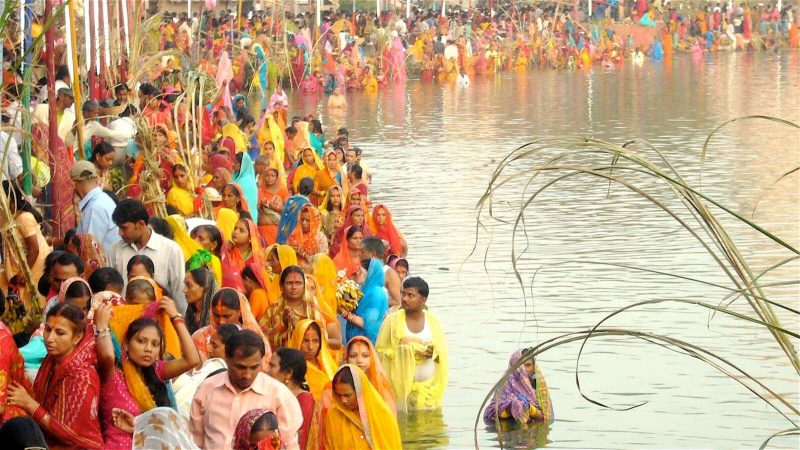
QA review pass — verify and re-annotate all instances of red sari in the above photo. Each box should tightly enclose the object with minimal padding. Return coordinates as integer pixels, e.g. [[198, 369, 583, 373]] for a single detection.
[[332, 226, 361, 278], [35, 122, 75, 239], [368, 204, 404, 257], [31, 328, 103, 449], [0, 322, 32, 423], [329, 205, 371, 258]]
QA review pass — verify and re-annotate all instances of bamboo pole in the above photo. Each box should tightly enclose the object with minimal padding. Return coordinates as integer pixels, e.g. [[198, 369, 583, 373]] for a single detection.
[[68, 0, 85, 156], [45, 0, 57, 188]]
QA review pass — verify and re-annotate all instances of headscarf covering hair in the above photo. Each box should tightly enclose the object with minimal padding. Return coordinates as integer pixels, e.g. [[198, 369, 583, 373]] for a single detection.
[[345, 336, 397, 415], [276, 193, 310, 244], [57, 277, 92, 303], [232, 152, 259, 216], [346, 258, 387, 344], [483, 349, 554, 424], [232, 408, 280, 450], [368, 204, 404, 256], [209, 153, 233, 172]]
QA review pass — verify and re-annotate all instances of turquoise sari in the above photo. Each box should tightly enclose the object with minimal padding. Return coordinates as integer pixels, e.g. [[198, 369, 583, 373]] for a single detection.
[[232, 152, 259, 221]]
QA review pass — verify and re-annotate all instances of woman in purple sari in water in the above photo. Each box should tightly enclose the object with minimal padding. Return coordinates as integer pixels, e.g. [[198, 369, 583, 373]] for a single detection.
[[484, 349, 554, 424]]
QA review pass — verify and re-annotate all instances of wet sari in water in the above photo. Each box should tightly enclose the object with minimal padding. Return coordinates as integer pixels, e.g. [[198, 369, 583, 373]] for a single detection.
[[322, 365, 401, 450], [483, 349, 553, 424]]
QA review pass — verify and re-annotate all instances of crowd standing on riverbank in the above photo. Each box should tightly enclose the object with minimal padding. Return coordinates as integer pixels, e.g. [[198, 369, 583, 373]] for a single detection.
[[7, 1, 781, 448]]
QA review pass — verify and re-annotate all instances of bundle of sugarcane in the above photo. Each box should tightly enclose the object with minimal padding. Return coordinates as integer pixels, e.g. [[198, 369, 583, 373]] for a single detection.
[[133, 117, 167, 219], [0, 186, 42, 334]]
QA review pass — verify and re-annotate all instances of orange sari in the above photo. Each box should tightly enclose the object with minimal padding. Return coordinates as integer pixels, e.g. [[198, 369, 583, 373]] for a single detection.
[[221, 218, 266, 291], [332, 226, 362, 278], [346, 336, 397, 415]]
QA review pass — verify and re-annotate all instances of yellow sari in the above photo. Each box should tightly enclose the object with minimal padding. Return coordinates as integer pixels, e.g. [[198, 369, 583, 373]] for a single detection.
[[265, 244, 299, 305], [166, 215, 222, 285], [166, 184, 195, 217], [323, 365, 402, 450], [288, 319, 338, 401], [215, 207, 239, 241], [376, 309, 448, 413], [257, 114, 286, 168], [292, 152, 323, 193], [221, 122, 248, 153]]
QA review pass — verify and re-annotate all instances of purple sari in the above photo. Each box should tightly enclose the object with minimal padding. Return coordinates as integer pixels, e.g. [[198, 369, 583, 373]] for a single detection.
[[484, 349, 554, 424]]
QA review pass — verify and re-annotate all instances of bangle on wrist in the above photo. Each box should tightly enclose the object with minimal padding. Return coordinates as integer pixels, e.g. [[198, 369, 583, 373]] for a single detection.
[[170, 313, 184, 321], [94, 327, 110, 337]]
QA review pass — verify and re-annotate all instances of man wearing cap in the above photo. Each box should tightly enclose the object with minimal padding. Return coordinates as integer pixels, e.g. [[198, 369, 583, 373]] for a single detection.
[[32, 87, 75, 142], [71, 160, 120, 253]]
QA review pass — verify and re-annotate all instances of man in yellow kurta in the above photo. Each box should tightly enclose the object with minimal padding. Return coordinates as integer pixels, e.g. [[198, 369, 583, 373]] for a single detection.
[[376, 276, 448, 413]]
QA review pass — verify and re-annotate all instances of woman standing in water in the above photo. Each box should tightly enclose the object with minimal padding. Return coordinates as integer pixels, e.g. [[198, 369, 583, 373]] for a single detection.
[[483, 348, 553, 424]]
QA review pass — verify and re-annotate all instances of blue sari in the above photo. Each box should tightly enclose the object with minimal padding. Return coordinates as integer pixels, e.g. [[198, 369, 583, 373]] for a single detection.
[[276, 194, 310, 244], [309, 132, 324, 158], [346, 258, 388, 344], [232, 152, 259, 220]]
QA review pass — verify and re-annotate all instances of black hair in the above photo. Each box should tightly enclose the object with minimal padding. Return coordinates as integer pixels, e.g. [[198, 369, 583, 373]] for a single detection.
[[349, 164, 363, 180], [402, 276, 429, 298], [241, 264, 259, 284], [240, 115, 255, 129], [112, 199, 149, 226], [225, 329, 265, 358], [2, 180, 43, 224], [139, 82, 156, 96], [114, 83, 129, 94], [87, 267, 125, 293], [251, 411, 279, 434], [185, 267, 216, 333], [276, 348, 309, 390], [127, 255, 155, 277], [310, 119, 323, 134], [125, 318, 172, 407], [0, 417, 48, 449], [149, 217, 174, 240], [172, 163, 188, 175], [216, 323, 239, 346], [285, 125, 297, 135], [46, 302, 86, 333], [64, 280, 92, 304], [337, 127, 348, 136], [191, 225, 223, 257], [54, 251, 85, 275], [90, 141, 115, 163], [211, 288, 242, 311], [332, 365, 355, 388], [55, 65, 70, 81], [279, 265, 305, 286], [298, 177, 314, 197], [39, 250, 64, 295], [346, 226, 363, 241], [361, 236, 385, 258]]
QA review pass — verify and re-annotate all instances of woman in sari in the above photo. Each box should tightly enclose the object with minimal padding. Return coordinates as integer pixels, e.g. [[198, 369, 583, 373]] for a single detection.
[[232, 409, 282, 450], [191, 288, 272, 367], [264, 244, 299, 306], [368, 204, 407, 258], [308, 119, 325, 157], [346, 336, 396, 415], [0, 320, 33, 422], [291, 148, 322, 195], [221, 218, 267, 291], [94, 297, 200, 448], [320, 185, 345, 239], [204, 153, 233, 186], [184, 267, 218, 334], [329, 205, 370, 257], [333, 226, 364, 279], [267, 349, 322, 450], [275, 188, 311, 244], [219, 183, 252, 220], [287, 319, 338, 400], [257, 167, 290, 244], [323, 365, 401, 450], [166, 163, 196, 217], [288, 204, 329, 265], [170, 216, 223, 286], [342, 258, 387, 344], [241, 262, 271, 321], [314, 149, 348, 206], [63, 230, 107, 279], [483, 349, 553, 424], [7, 303, 103, 449], [232, 152, 259, 217]]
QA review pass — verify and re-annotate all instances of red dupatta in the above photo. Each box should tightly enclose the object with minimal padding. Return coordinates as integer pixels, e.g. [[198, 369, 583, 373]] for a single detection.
[[329, 205, 370, 257], [368, 204, 404, 256], [333, 226, 361, 278], [31, 327, 103, 449], [221, 218, 266, 291]]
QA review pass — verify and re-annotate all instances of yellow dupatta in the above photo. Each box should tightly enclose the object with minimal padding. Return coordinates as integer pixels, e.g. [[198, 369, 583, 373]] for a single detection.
[[323, 365, 402, 450], [166, 215, 222, 285], [265, 244, 298, 305], [288, 319, 338, 377], [166, 185, 195, 217], [257, 114, 286, 167], [375, 309, 449, 413], [221, 122, 248, 153], [292, 150, 323, 193], [215, 207, 239, 241]]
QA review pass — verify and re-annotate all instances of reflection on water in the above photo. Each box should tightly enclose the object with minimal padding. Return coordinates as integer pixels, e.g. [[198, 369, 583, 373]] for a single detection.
[[486, 420, 553, 449], [290, 52, 800, 448], [398, 409, 450, 449]]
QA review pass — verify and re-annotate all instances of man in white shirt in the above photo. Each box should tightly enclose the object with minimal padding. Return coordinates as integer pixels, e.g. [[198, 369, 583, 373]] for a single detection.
[[70, 160, 120, 254], [108, 199, 187, 313], [0, 115, 22, 183], [32, 88, 75, 143], [65, 100, 132, 155]]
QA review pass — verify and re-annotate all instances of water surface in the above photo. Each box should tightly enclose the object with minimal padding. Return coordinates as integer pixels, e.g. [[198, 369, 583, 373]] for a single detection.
[[291, 52, 800, 449]]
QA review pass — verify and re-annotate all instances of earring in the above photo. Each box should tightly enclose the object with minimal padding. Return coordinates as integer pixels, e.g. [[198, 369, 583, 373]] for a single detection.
[[284, 378, 289, 384]]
